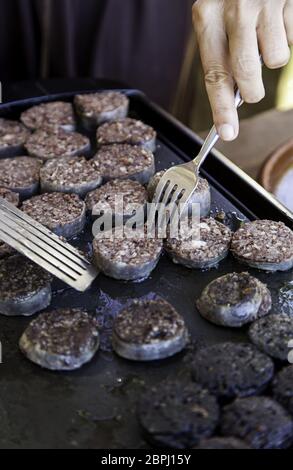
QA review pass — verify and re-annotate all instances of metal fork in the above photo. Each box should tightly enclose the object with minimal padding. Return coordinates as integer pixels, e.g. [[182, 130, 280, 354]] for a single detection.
[[153, 88, 244, 214], [0, 198, 98, 291]]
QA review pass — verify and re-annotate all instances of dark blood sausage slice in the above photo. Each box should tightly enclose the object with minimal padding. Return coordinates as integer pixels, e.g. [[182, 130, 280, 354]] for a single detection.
[[0, 156, 42, 200], [147, 171, 211, 217], [40, 156, 102, 198], [231, 220, 293, 272], [25, 129, 90, 161], [164, 217, 232, 269], [92, 144, 155, 185], [19, 308, 100, 370], [96, 118, 157, 152], [86, 178, 148, 220], [248, 314, 293, 361], [196, 272, 272, 327], [20, 101, 76, 132], [191, 342, 274, 399], [137, 380, 219, 448], [21, 192, 86, 239], [272, 366, 293, 415], [0, 118, 31, 157], [220, 397, 293, 449], [112, 299, 189, 361], [74, 92, 129, 130], [93, 227, 162, 281], [0, 255, 52, 316], [194, 437, 251, 449]]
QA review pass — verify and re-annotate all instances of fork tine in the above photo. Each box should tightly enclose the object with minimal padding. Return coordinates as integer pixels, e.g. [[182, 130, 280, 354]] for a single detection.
[[170, 186, 185, 205], [161, 183, 177, 207], [179, 187, 194, 206], [153, 176, 170, 205], [168, 187, 184, 212]]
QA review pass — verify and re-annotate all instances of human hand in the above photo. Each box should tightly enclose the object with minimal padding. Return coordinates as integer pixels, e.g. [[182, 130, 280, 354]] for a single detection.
[[192, 0, 292, 140]]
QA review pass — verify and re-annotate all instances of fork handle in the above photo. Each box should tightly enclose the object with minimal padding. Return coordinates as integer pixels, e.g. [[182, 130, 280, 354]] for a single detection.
[[193, 87, 243, 170]]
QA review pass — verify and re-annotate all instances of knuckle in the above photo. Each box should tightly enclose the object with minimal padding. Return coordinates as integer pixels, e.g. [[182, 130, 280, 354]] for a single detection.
[[192, 0, 217, 23], [225, 1, 246, 26], [204, 65, 231, 87]]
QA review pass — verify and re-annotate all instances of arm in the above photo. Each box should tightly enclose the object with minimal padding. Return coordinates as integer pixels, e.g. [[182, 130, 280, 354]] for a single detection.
[[192, 0, 293, 140]]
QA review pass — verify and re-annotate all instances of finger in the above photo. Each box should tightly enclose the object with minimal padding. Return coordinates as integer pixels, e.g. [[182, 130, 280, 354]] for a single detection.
[[284, 0, 293, 45], [226, 14, 265, 103], [193, 4, 239, 140], [258, 4, 291, 68]]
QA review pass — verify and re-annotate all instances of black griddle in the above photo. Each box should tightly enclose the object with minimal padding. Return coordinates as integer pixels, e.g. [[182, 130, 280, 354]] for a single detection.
[[0, 89, 292, 449]]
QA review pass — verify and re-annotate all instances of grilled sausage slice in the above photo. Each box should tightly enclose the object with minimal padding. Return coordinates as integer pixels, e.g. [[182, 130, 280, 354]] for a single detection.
[[0, 255, 52, 316]]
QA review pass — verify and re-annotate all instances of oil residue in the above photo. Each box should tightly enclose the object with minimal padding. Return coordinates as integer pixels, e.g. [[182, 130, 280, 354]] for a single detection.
[[275, 166, 293, 212]]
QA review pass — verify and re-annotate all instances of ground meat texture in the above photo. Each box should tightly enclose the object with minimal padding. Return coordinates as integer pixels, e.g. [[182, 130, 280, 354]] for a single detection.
[[137, 380, 219, 448], [0, 157, 42, 199], [93, 228, 162, 281], [195, 437, 251, 449], [86, 178, 148, 220], [248, 314, 293, 361], [231, 220, 293, 271], [25, 129, 90, 161], [191, 342, 274, 400], [19, 308, 100, 370], [220, 397, 293, 449], [0, 187, 20, 206], [147, 171, 211, 217], [165, 217, 232, 269], [20, 101, 75, 131], [0, 255, 52, 316], [0, 118, 31, 157], [40, 156, 102, 198], [196, 272, 272, 327], [21, 192, 86, 239], [97, 118, 157, 152], [74, 92, 129, 129], [112, 299, 188, 361], [93, 144, 155, 185], [272, 366, 293, 415]]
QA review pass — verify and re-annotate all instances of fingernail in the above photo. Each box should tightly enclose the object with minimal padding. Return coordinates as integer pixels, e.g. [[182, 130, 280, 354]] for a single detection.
[[218, 124, 235, 141]]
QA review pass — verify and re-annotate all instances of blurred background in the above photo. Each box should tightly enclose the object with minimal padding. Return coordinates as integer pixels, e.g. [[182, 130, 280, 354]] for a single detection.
[[1, 0, 292, 132]]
